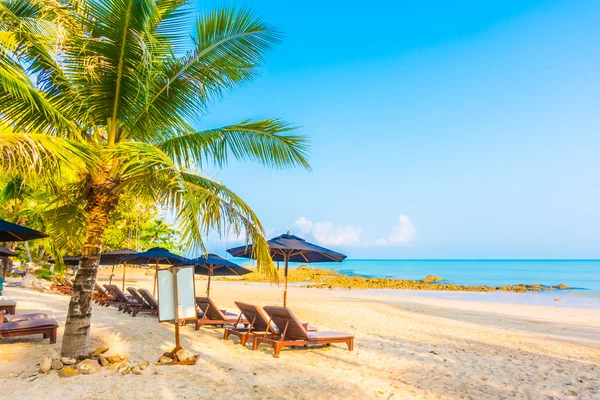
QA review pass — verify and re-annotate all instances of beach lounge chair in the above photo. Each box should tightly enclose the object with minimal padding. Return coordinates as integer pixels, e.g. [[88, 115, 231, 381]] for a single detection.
[[224, 302, 317, 347], [126, 287, 158, 317], [93, 283, 113, 305], [193, 297, 247, 330], [104, 285, 137, 311], [53, 277, 73, 295], [138, 288, 159, 311], [254, 306, 354, 358], [0, 317, 58, 343], [0, 299, 16, 315], [1, 310, 50, 322]]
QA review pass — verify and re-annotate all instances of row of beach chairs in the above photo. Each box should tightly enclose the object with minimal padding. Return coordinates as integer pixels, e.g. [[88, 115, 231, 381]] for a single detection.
[[191, 298, 354, 358], [53, 281, 354, 358], [95, 284, 158, 317]]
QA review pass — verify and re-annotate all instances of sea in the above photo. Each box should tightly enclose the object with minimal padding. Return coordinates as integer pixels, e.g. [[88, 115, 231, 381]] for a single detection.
[[287, 259, 600, 295]]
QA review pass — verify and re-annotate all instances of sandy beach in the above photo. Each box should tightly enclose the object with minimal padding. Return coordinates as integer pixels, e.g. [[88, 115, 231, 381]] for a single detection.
[[1, 269, 599, 400]]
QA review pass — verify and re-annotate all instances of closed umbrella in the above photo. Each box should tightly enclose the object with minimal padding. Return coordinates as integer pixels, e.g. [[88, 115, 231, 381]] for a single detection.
[[123, 247, 190, 296], [0, 218, 47, 241], [227, 232, 346, 306], [192, 253, 252, 297], [100, 248, 137, 290]]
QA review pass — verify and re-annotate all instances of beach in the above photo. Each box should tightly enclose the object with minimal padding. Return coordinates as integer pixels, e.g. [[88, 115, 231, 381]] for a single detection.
[[1, 272, 599, 400]]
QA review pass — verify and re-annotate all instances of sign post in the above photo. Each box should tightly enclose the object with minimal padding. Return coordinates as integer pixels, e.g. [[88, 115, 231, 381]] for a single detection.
[[157, 266, 197, 365]]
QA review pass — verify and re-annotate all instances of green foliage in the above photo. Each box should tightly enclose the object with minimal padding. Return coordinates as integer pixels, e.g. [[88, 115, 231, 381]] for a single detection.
[[0, 0, 311, 280], [103, 196, 178, 252]]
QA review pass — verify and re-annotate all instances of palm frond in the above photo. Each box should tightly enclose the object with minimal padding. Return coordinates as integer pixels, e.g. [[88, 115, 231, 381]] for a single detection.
[[157, 119, 311, 169], [0, 131, 98, 180]]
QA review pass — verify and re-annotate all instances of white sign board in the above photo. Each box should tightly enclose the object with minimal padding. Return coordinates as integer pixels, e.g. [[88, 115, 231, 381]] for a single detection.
[[157, 267, 196, 323]]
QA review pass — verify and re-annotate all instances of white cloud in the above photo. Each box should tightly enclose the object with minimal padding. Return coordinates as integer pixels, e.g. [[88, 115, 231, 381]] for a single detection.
[[294, 216, 313, 233], [312, 221, 362, 246], [375, 215, 416, 246], [294, 217, 361, 246]]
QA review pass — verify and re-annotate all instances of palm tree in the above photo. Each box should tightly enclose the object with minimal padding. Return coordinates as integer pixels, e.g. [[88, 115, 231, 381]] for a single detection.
[[0, 0, 310, 358]]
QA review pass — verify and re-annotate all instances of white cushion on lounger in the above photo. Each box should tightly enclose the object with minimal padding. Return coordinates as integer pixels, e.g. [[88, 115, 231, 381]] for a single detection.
[[307, 331, 354, 340], [0, 299, 16, 306]]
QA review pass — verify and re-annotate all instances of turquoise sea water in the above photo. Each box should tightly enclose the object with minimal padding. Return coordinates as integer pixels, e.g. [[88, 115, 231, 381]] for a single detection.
[[297, 259, 600, 294]]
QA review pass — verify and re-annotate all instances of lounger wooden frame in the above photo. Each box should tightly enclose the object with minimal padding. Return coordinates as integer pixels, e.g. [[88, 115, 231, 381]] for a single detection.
[[126, 287, 158, 317], [0, 324, 57, 343], [253, 306, 354, 358], [193, 297, 247, 330]]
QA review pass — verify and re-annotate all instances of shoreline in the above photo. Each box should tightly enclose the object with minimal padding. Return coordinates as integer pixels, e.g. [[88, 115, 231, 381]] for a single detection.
[[222, 266, 581, 294]]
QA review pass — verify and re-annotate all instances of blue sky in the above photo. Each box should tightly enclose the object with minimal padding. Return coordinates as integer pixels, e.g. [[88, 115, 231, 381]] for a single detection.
[[195, 0, 600, 259]]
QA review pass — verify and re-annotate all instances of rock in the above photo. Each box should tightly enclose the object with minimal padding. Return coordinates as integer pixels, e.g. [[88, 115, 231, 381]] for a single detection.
[[118, 365, 130, 374], [89, 347, 109, 357], [158, 356, 173, 364], [137, 361, 150, 370], [59, 367, 79, 378], [132, 366, 143, 375], [51, 359, 64, 370], [98, 355, 109, 367], [557, 284, 572, 290], [421, 275, 444, 283], [77, 359, 101, 374], [175, 349, 195, 363], [106, 355, 122, 363], [60, 357, 76, 365], [554, 298, 561, 302], [39, 357, 52, 373]]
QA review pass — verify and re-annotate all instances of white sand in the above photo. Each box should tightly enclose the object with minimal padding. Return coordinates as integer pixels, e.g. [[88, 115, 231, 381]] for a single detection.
[[1, 269, 599, 399]]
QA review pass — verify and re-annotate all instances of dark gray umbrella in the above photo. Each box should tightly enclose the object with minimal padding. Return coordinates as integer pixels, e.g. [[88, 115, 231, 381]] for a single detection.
[[123, 247, 190, 295], [0, 246, 17, 257], [192, 253, 252, 297], [101, 248, 137, 290], [0, 218, 47, 241], [227, 232, 346, 306], [48, 255, 81, 265]]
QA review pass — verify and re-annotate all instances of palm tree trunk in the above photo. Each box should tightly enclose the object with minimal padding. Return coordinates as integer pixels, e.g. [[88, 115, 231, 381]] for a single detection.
[[24, 241, 32, 262], [61, 179, 118, 358]]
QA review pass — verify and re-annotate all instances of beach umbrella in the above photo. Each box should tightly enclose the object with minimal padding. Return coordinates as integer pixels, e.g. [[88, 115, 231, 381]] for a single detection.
[[100, 248, 137, 290], [48, 255, 81, 265], [0, 218, 48, 241], [122, 247, 190, 296], [192, 253, 252, 297], [227, 232, 347, 306], [0, 246, 17, 257]]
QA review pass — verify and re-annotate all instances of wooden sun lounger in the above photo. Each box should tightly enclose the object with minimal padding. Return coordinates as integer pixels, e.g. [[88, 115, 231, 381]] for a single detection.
[[193, 297, 247, 330], [126, 287, 158, 317], [0, 317, 58, 343], [224, 302, 317, 347], [93, 283, 113, 305], [103, 285, 137, 311], [138, 288, 159, 311], [254, 306, 354, 358]]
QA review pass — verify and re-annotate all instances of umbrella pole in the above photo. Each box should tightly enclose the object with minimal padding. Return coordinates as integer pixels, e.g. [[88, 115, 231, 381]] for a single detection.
[[283, 253, 289, 307], [122, 262, 127, 291], [153, 261, 158, 296], [109, 264, 116, 285], [207, 267, 212, 298]]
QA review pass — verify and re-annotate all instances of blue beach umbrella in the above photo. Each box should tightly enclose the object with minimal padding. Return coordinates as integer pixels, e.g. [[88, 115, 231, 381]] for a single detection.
[[227, 232, 346, 306], [0, 218, 47, 242], [192, 253, 252, 297], [123, 247, 190, 295]]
